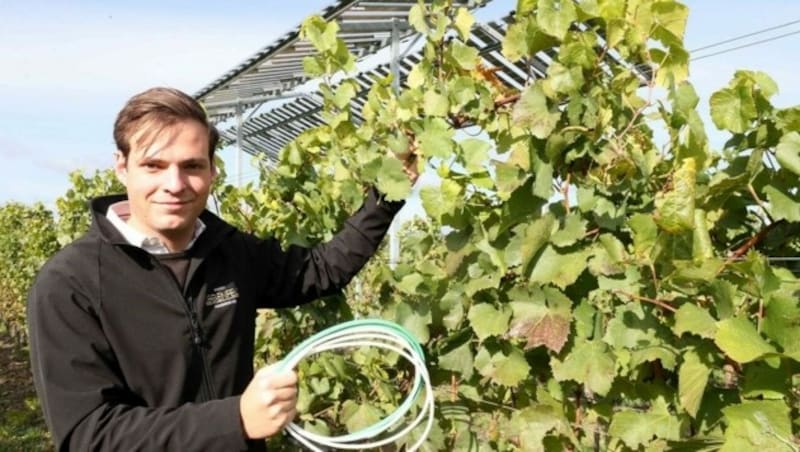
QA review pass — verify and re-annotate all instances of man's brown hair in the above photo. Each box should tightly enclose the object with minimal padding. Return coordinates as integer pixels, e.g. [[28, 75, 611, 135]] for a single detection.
[[113, 87, 219, 160]]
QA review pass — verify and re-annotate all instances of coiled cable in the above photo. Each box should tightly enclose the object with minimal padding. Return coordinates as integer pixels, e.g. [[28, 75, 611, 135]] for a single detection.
[[275, 318, 434, 451]]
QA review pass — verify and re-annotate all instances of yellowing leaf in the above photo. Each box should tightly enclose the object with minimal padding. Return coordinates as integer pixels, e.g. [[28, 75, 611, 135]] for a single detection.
[[501, 19, 529, 62], [449, 41, 479, 71], [454, 7, 474, 41], [508, 313, 571, 353], [423, 89, 450, 117], [654, 158, 696, 233]]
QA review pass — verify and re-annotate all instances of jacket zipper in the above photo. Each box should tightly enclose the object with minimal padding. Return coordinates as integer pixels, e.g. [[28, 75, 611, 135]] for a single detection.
[[151, 257, 217, 402], [187, 296, 217, 401]]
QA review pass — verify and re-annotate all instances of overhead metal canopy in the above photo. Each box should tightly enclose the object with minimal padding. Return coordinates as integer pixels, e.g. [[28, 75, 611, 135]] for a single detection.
[[195, 0, 480, 121], [213, 11, 652, 160]]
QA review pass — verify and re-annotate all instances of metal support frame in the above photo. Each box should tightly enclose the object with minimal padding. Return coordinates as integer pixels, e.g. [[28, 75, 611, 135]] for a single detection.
[[235, 103, 244, 187], [228, 92, 317, 186], [388, 17, 401, 270]]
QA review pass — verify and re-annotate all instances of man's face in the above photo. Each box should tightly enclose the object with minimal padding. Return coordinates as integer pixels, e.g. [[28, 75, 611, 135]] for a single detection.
[[114, 119, 216, 250]]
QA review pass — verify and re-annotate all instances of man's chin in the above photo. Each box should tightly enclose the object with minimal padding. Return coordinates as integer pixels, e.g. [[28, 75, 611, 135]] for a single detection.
[[154, 218, 195, 236]]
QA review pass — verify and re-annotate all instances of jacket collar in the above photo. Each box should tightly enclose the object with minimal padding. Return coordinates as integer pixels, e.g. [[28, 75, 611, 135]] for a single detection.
[[89, 194, 235, 255]]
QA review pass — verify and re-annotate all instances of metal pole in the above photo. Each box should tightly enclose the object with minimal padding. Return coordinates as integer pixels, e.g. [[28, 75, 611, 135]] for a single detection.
[[235, 102, 243, 187], [388, 18, 401, 269]]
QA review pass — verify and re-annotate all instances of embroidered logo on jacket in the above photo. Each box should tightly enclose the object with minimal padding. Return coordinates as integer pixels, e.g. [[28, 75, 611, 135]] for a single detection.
[[206, 283, 239, 309]]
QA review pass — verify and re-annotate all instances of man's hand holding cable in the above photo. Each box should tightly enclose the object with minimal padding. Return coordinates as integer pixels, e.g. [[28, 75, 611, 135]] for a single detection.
[[239, 366, 298, 439]]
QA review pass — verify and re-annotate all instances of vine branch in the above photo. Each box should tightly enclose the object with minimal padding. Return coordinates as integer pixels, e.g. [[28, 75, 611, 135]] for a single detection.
[[729, 220, 784, 259], [614, 290, 677, 313]]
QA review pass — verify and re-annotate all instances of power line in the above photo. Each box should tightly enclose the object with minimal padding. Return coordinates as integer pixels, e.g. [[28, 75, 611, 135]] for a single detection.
[[690, 18, 800, 53], [692, 29, 800, 61]]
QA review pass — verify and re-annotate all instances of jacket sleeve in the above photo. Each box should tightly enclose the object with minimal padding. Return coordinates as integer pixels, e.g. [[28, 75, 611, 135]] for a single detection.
[[255, 186, 403, 308], [27, 264, 250, 452]]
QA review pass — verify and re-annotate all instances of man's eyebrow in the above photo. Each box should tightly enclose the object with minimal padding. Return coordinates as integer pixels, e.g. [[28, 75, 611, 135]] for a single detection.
[[136, 156, 208, 165], [182, 158, 209, 166]]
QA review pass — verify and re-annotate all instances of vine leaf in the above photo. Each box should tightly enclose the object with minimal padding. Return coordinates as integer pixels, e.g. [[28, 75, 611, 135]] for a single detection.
[[764, 185, 800, 222], [512, 84, 561, 139], [449, 41, 479, 70], [714, 317, 777, 364], [460, 138, 491, 174], [550, 213, 587, 248], [475, 345, 531, 387], [721, 400, 794, 451], [536, 0, 577, 40], [340, 400, 383, 433], [529, 245, 590, 289], [453, 7, 474, 41], [394, 300, 431, 343], [710, 86, 756, 134], [417, 118, 454, 159], [762, 293, 800, 361], [608, 398, 681, 448], [504, 215, 554, 271], [438, 341, 474, 380], [628, 213, 658, 262], [508, 312, 570, 353], [551, 341, 615, 396], [423, 89, 449, 117], [654, 157, 696, 233], [420, 180, 462, 222], [508, 405, 565, 450], [678, 349, 711, 418], [775, 131, 800, 176], [375, 156, 412, 201], [673, 303, 717, 339], [468, 303, 511, 341]]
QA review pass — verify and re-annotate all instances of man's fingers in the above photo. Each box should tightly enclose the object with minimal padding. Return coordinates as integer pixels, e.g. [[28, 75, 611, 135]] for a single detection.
[[260, 386, 297, 405], [256, 367, 298, 389]]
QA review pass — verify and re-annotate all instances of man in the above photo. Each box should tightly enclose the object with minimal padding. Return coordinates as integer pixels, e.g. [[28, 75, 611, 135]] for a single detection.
[[27, 87, 417, 451]]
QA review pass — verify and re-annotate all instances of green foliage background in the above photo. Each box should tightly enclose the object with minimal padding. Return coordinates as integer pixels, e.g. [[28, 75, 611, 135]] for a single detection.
[[3, 1, 800, 450]]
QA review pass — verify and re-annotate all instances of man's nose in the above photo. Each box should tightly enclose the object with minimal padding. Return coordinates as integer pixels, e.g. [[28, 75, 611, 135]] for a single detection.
[[163, 166, 187, 193]]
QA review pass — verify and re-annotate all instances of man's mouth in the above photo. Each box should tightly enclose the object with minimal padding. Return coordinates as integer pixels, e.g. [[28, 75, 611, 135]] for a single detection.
[[157, 200, 192, 208]]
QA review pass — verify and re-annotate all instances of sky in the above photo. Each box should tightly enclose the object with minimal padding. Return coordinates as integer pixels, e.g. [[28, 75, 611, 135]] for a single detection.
[[1, 0, 798, 213]]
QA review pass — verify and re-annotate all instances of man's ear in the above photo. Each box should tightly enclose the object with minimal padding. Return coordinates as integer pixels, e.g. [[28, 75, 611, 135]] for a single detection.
[[113, 151, 128, 185]]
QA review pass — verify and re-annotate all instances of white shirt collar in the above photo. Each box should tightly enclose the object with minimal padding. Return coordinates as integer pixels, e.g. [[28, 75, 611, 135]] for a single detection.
[[106, 201, 206, 254]]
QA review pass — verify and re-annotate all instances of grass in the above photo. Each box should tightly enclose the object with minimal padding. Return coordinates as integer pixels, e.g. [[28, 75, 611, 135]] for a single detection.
[[0, 333, 51, 452]]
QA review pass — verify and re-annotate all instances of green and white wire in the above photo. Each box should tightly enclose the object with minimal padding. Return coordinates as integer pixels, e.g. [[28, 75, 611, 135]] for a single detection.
[[275, 319, 434, 451]]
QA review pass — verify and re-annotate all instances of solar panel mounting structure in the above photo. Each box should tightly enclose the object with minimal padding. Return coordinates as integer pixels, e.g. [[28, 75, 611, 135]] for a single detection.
[[194, 0, 652, 268]]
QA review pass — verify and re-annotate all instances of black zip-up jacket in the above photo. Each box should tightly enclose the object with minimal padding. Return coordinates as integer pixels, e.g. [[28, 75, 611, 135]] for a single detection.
[[27, 189, 402, 451]]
